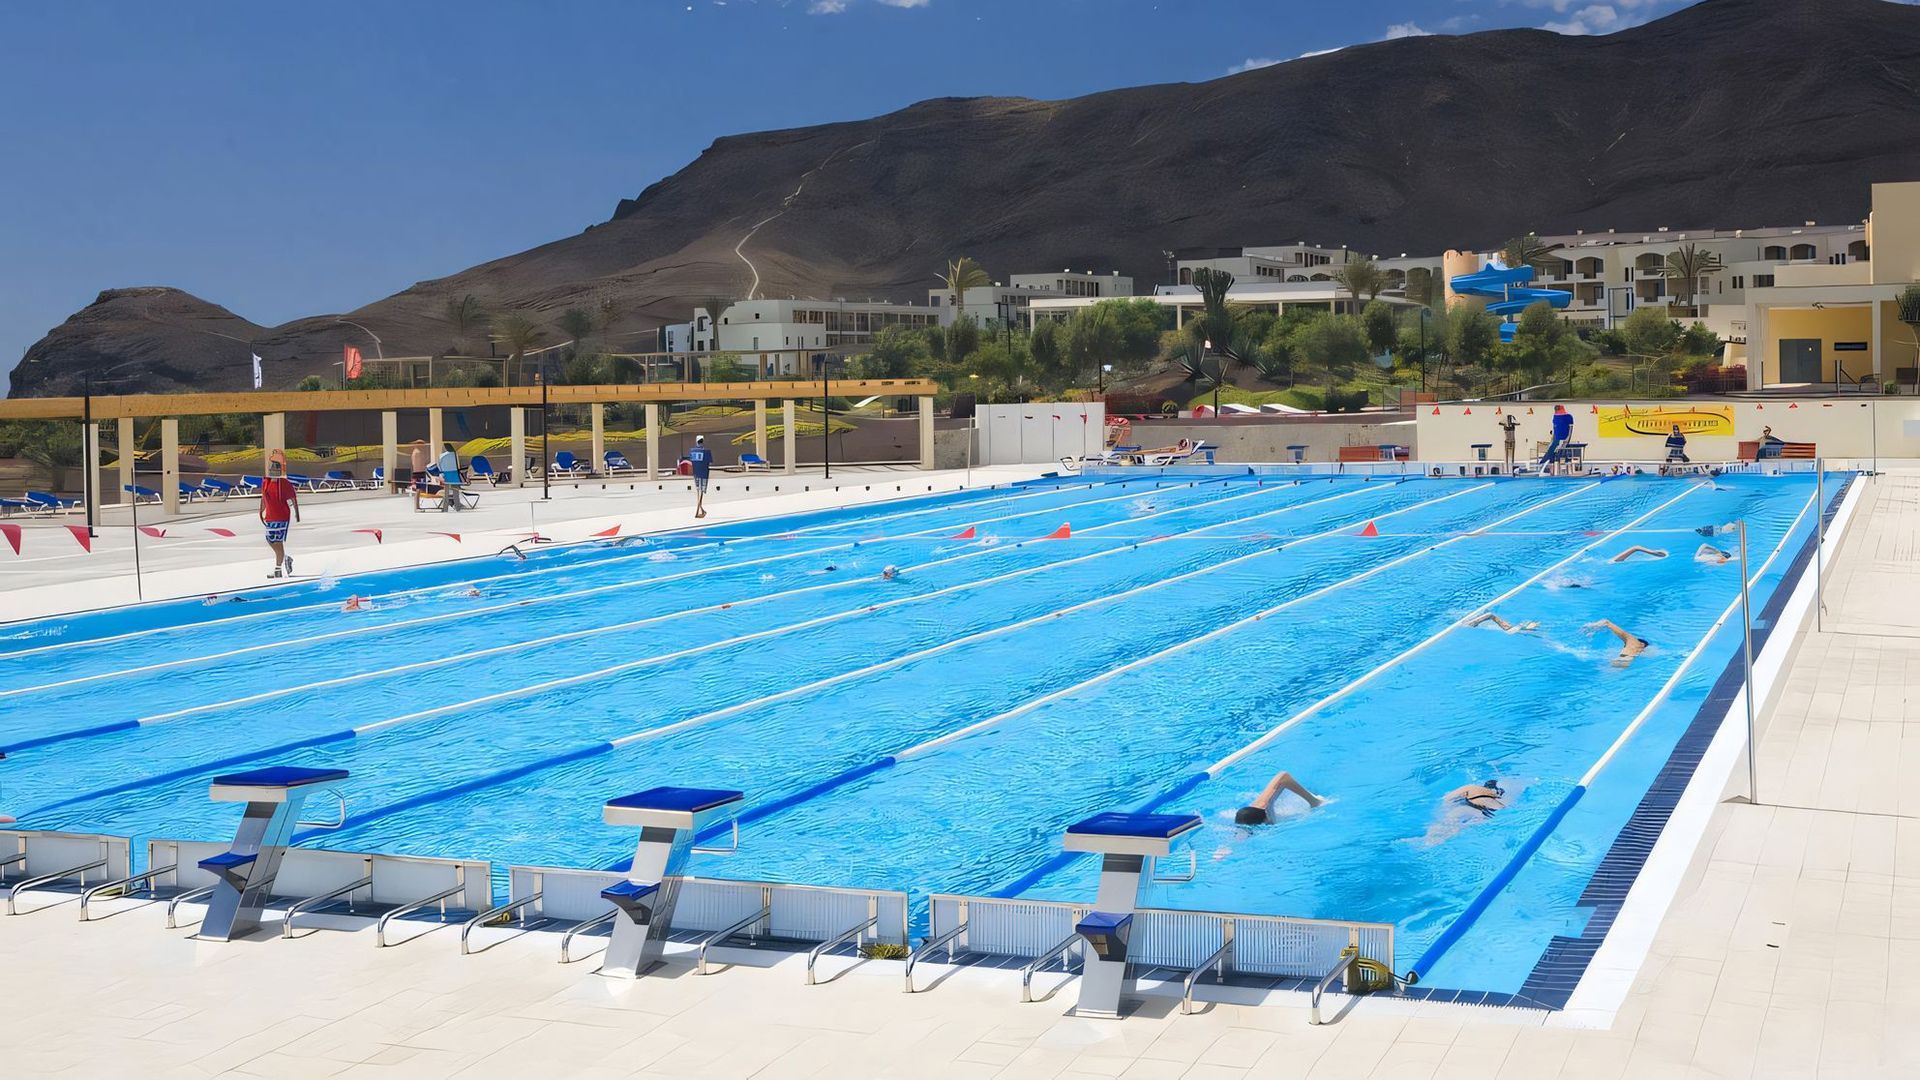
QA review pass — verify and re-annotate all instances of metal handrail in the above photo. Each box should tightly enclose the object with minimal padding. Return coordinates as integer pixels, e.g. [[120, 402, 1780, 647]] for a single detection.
[[806, 914, 879, 986], [904, 920, 968, 993], [1309, 953, 1358, 1025], [375, 882, 467, 948], [280, 873, 373, 938], [167, 884, 216, 928], [1180, 939, 1234, 1015], [6, 856, 109, 915], [559, 910, 618, 964], [461, 893, 543, 954], [80, 863, 177, 921], [1020, 932, 1083, 1003], [294, 789, 348, 830], [697, 903, 771, 975]]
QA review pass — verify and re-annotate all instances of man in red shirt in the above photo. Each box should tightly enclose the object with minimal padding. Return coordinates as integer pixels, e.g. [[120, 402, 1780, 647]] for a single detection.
[[259, 459, 301, 578]]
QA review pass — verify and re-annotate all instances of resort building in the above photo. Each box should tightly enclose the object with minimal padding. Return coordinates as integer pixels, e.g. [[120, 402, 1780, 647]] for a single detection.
[[1026, 281, 1422, 327], [689, 298, 942, 374], [927, 270, 1134, 327]]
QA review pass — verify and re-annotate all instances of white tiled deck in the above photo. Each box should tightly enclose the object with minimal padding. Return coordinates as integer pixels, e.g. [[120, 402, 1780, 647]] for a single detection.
[[3, 469, 1918, 1078]]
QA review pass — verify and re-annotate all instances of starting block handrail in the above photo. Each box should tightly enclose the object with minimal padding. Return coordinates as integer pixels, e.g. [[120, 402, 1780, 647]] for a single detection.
[[167, 885, 217, 928], [696, 902, 771, 975], [461, 893, 544, 954], [1310, 953, 1359, 1025], [559, 910, 618, 964], [1021, 932, 1084, 1003], [6, 854, 111, 916], [904, 919, 969, 994], [280, 870, 373, 938], [806, 912, 879, 986], [1180, 938, 1234, 1015], [80, 862, 179, 921], [375, 882, 468, 948]]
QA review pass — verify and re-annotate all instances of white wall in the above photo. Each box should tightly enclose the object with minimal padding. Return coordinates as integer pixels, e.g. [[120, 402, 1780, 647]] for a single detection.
[[1416, 399, 1919, 463], [974, 403, 1106, 465]]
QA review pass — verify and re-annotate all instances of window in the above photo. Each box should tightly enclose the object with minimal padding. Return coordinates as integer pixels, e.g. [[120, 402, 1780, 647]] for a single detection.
[[1789, 243, 1816, 260], [1761, 245, 1787, 261], [1848, 240, 1870, 261], [1752, 274, 1774, 287]]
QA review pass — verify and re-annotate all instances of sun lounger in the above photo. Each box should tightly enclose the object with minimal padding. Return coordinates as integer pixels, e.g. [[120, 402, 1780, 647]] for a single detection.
[[178, 481, 207, 502], [604, 450, 636, 476], [0, 497, 40, 516], [552, 451, 593, 479], [469, 455, 504, 486], [323, 469, 362, 490], [238, 475, 264, 495], [285, 474, 325, 492], [24, 491, 76, 512], [735, 453, 772, 472], [199, 477, 237, 500], [124, 484, 162, 504], [1144, 440, 1210, 467]]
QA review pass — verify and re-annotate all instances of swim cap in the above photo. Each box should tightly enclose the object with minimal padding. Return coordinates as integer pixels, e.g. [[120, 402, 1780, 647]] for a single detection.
[[1234, 806, 1269, 825]]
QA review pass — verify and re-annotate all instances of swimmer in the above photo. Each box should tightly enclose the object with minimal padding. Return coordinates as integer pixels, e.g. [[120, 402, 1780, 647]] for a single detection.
[[341, 595, 373, 613], [463, 587, 484, 598], [202, 594, 259, 605], [1585, 619, 1649, 666], [1696, 522, 1737, 538], [881, 565, 900, 581], [1233, 770, 1324, 824], [1611, 546, 1669, 563], [1422, 780, 1506, 844], [1466, 612, 1538, 633], [1695, 544, 1733, 565]]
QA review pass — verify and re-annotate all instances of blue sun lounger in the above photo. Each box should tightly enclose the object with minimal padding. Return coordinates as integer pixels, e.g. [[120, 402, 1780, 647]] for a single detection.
[[603, 450, 636, 476], [124, 484, 162, 504], [552, 451, 592, 478], [24, 491, 75, 512], [469, 456, 502, 485]]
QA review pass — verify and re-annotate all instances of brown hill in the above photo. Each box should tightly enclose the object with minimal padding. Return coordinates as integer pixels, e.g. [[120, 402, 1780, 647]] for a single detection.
[[13, 0, 1920, 397]]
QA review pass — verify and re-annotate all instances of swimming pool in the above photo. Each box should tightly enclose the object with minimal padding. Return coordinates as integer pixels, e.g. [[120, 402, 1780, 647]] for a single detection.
[[0, 471, 1836, 996]]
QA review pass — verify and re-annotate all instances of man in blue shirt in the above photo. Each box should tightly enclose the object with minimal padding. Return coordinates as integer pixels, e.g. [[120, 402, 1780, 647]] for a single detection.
[[1664, 423, 1689, 464], [1543, 405, 1575, 474], [439, 443, 465, 511], [687, 434, 713, 518]]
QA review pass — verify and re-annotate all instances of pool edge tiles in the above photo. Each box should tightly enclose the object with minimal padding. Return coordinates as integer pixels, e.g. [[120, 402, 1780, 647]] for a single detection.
[[1502, 473, 1856, 1012]]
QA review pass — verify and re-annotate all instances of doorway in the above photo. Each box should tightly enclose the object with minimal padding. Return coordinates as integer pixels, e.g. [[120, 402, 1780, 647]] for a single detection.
[[1779, 338, 1822, 384]]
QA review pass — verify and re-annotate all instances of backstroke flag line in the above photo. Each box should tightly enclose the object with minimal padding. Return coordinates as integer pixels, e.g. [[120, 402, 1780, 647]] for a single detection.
[[251, 353, 263, 389], [344, 345, 363, 381]]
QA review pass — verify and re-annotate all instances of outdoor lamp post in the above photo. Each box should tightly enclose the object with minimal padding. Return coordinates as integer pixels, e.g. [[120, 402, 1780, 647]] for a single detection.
[[1418, 308, 1430, 392], [1099, 363, 1111, 393], [821, 353, 832, 480], [539, 360, 550, 501], [1204, 339, 1218, 417]]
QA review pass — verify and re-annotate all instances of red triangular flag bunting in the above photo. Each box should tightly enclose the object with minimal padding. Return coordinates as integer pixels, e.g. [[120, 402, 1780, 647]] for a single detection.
[[1432, 407, 1441, 415], [138, 526, 166, 538], [1494, 407, 1503, 415], [592, 525, 621, 538], [1590, 405, 1599, 413], [353, 528, 383, 544], [1756, 403, 1764, 409], [66, 525, 92, 552], [1528, 407, 1535, 414], [429, 531, 462, 542], [1462, 407, 1472, 415], [1052, 414, 1062, 420], [1357, 521, 1380, 537], [950, 526, 976, 540], [1044, 523, 1071, 540], [206, 527, 236, 537], [1788, 402, 1798, 409], [0, 523, 19, 555]]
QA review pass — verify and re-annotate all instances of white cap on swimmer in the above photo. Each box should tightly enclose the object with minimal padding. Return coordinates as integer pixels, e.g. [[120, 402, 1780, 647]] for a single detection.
[[695, 435, 705, 444]]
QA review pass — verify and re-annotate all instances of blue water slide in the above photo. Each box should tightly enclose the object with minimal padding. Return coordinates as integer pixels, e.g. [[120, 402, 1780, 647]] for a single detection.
[[1449, 261, 1572, 342]]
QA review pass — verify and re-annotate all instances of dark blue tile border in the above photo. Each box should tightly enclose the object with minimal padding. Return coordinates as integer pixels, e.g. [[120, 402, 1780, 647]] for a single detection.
[[1510, 473, 1854, 1009]]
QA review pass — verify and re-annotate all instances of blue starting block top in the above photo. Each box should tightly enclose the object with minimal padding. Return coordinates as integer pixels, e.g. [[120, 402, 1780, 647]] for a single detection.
[[208, 766, 348, 804], [1065, 811, 1202, 856], [1470, 443, 1492, 448], [603, 786, 744, 830]]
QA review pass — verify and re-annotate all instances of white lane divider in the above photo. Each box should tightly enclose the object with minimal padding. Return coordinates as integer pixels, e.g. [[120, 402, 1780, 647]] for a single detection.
[[893, 481, 1600, 761], [1202, 482, 1706, 777], [130, 481, 1313, 727], [600, 482, 1490, 752], [0, 479, 1198, 699], [1578, 488, 1814, 786], [0, 478, 1118, 663], [353, 481, 1377, 738]]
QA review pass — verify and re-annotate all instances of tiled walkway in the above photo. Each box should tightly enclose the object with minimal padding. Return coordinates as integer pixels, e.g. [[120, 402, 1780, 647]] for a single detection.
[[3, 470, 1917, 1078]]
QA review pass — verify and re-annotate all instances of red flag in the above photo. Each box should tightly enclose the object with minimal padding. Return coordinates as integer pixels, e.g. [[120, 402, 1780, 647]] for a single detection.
[[592, 525, 621, 538], [429, 531, 462, 542], [1052, 414, 1062, 420], [66, 525, 92, 552], [1590, 405, 1599, 413], [1432, 407, 1441, 415], [1788, 402, 1798, 409], [0, 523, 19, 555], [206, 527, 236, 537], [1044, 523, 1072, 540], [950, 526, 976, 540], [138, 526, 166, 538], [353, 528, 383, 544], [344, 345, 364, 381], [1357, 521, 1380, 537]]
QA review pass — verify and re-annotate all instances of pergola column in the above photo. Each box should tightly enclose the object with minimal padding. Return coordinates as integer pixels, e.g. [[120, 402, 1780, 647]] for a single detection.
[[428, 408, 444, 455], [782, 399, 797, 475], [83, 423, 102, 522], [510, 408, 527, 488], [754, 400, 769, 461], [645, 403, 661, 479], [262, 413, 286, 474], [380, 411, 398, 491], [160, 418, 180, 515], [591, 403, 606, 476], [116, 417, 135, 505], [918, 396, 935, 471]]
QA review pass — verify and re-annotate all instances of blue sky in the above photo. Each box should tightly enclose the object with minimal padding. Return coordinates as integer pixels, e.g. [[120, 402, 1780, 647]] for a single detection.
[[0, 0, 1700, 391]]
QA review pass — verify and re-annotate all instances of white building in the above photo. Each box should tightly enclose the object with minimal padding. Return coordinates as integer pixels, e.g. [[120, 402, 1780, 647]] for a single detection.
[[1027, 282, 1421, 328], [926, 270, 1133, 327], [690, 298, 941, 375]]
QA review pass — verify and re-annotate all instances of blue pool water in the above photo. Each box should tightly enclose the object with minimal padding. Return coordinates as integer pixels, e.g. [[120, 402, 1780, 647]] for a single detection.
[[0, 472, 1833, 995]]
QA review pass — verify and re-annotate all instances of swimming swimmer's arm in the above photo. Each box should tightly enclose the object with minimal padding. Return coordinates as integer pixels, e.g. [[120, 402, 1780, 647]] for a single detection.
[[1255, 770, 1323, 810], [1611, 546, 1668, 563]]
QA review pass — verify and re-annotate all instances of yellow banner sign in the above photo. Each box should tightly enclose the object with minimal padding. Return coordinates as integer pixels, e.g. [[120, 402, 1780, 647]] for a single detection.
[[1595, 405, 1734, 438]]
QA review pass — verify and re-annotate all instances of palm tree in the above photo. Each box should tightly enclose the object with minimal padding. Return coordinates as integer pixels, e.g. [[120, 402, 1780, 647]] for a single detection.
[[557, 308, 595, 354], [1500, 233, 1564, 273], [595, 295, 622, 341], [492, 312, 544, 385], [442, 294, 486, 355], [1333, 256, 1386, 314], [940, 257, 992, 326], [1663, 243, 1725, 316]]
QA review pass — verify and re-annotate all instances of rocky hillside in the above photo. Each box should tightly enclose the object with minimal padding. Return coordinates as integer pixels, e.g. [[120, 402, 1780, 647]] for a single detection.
[[13, 0, 1920, 396]]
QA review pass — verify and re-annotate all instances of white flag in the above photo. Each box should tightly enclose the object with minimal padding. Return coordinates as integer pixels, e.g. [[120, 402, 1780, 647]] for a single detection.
[[252, 353, 263, 389]]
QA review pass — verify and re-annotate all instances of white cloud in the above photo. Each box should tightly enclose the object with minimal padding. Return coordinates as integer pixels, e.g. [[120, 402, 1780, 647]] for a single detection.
[[876, 0, 930, 6], [1228, 57, 1282, 74], [807, 0, 846, 12], [1541, 3, 1630, 35], [1383, 22, 1432, 39]]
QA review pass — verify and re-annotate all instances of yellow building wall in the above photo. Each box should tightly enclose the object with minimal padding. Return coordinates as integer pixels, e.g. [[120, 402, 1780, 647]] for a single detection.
[[1869, 181, 1920, 286], [1761, 306, 1872, 384]]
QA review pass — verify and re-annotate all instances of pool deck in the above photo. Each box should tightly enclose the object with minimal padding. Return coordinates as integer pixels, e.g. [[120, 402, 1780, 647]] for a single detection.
[[3, 468, 1919, 1077]]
